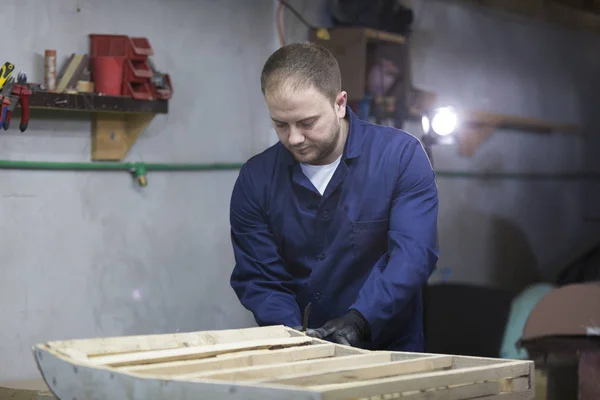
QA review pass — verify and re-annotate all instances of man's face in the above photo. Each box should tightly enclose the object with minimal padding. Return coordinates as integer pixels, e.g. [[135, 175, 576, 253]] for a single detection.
[[265, 85, 347, 165]]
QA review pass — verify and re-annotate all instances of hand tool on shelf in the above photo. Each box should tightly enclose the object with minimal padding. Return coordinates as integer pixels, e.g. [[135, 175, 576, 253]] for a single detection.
[[3, 71, 32, 132], [0, 96, 10, 127], [0, 76, 14, 128], [0, 62, 15, 90]]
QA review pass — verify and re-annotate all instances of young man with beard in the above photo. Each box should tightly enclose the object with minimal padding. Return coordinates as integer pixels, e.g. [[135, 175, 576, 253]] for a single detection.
[[229, 42, 439, 351]]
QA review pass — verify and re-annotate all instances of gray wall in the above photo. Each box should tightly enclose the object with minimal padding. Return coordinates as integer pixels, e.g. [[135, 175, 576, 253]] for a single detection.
[[405, 0, 600, 289], [0, 0, 277, 381], [1, 0, 598, 382]]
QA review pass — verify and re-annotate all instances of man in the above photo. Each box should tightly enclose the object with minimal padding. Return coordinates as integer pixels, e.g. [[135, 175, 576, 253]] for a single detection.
[[229, 42, 438, 352]]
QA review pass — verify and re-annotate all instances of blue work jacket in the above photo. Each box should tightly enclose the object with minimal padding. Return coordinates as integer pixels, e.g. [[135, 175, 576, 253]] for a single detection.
[[229, 106, 439, 351]]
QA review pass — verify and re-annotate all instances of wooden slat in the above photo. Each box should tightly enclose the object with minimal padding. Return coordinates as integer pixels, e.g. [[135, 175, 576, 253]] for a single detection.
[[46, 325, 293, 357], [122, 344, 336, 376], [88, 336, 314, 367], [358, 381, 502, 400], [313, 361, 531, 400], [260, 355, 453, 386], [187, 352, 394, 381]]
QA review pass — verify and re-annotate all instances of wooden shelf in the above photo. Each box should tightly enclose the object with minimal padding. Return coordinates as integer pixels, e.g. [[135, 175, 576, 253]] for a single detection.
[[25, 91, 168, 161], [29, 91, 168, 114], [408, 87, 583, 156], [363, 28, 406, 45], [310, 27, 407, 102]]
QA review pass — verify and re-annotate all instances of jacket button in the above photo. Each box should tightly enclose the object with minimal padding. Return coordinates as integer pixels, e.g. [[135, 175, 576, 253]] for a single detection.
[[321, 210, 329, 218], [316, 253, 327, 261], [314, 292, 321, 300]]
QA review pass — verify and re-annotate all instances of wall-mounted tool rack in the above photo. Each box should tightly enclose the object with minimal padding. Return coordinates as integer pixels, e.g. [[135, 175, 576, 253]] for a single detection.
[[26, 90, 168, 161]]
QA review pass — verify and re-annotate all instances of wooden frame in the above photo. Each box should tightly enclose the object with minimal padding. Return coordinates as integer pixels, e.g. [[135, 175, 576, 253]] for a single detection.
[[33, 325, 534, 400]]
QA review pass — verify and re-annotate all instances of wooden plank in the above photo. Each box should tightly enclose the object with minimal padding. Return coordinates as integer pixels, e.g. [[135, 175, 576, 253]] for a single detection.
[[188, 352, 394, 381], [392, 352, 514, 368], [45, 324, 292, 357], [122, 343, 336, 376], [261, 356, 453, 386], [313, 360, 531, 400], [87, 336, 315, 367], [363, 381, 502, 400]]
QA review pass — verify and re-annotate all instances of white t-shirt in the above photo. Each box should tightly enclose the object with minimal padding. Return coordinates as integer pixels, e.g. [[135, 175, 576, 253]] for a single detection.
[[300, 155, 342, 196]]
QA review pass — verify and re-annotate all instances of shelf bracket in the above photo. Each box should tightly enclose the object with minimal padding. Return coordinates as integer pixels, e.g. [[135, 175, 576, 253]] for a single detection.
[[91, 112, 155, 161]]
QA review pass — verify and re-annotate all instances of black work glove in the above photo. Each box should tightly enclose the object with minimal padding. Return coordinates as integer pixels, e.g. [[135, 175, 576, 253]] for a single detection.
[[305, 309, 370, 347]]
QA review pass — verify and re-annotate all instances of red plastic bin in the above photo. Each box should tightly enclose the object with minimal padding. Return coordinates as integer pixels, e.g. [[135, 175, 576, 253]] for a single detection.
[[128, 37, 154, 60], [89, 34, 129, 57], [92, 56, 125, 96], [123, 59, 153, 82], [122, 81, 154, 100]]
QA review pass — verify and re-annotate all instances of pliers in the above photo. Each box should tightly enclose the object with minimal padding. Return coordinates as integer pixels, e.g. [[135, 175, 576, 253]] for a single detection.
[[2, 71, 31, 132]]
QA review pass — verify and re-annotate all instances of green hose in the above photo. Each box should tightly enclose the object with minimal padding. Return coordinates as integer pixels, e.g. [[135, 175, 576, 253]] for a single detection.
[[0, 159, 597, 187]]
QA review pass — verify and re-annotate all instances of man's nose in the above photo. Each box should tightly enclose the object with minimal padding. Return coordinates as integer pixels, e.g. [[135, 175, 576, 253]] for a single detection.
[[288, 128, 305, 146]]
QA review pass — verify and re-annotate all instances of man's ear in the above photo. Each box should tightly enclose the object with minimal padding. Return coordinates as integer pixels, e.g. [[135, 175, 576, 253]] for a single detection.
[[335, 91, 347, 118]]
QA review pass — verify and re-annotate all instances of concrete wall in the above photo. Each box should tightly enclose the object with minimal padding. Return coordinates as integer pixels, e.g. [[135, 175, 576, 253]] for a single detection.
[[0, 0, 278, 381], [405, 0, 600, 289]]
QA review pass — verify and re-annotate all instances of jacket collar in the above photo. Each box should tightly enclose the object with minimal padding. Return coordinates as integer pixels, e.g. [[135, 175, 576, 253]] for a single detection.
[[281, 105, 363, 165]]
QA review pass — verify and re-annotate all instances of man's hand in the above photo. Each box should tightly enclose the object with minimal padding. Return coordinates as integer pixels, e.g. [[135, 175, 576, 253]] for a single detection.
[[305, 309, 370, 347]]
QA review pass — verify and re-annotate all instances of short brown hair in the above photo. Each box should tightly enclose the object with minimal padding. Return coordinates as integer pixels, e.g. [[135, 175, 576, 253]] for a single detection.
[[260, 42, 342, 103]]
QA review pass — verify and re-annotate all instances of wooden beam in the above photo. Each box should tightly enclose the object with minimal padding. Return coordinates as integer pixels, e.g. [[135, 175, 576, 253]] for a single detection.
[[258, 355, 453, 386], [121, 344, 336, 376], [409, 87, 583, 157], [188, 352, 395, 382], [87, 336, 314, 367]]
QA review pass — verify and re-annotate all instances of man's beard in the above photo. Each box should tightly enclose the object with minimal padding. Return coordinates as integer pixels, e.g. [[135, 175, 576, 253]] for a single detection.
[[292, 118, 341, 165]]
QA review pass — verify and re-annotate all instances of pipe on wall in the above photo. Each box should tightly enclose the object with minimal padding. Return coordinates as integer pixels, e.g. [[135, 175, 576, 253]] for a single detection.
[[0, 160, 597, 187], [0, 160, 243, 187]]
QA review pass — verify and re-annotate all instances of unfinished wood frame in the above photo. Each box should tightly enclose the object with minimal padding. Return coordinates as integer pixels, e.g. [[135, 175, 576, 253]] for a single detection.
[[33, 325, 534, 400]]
